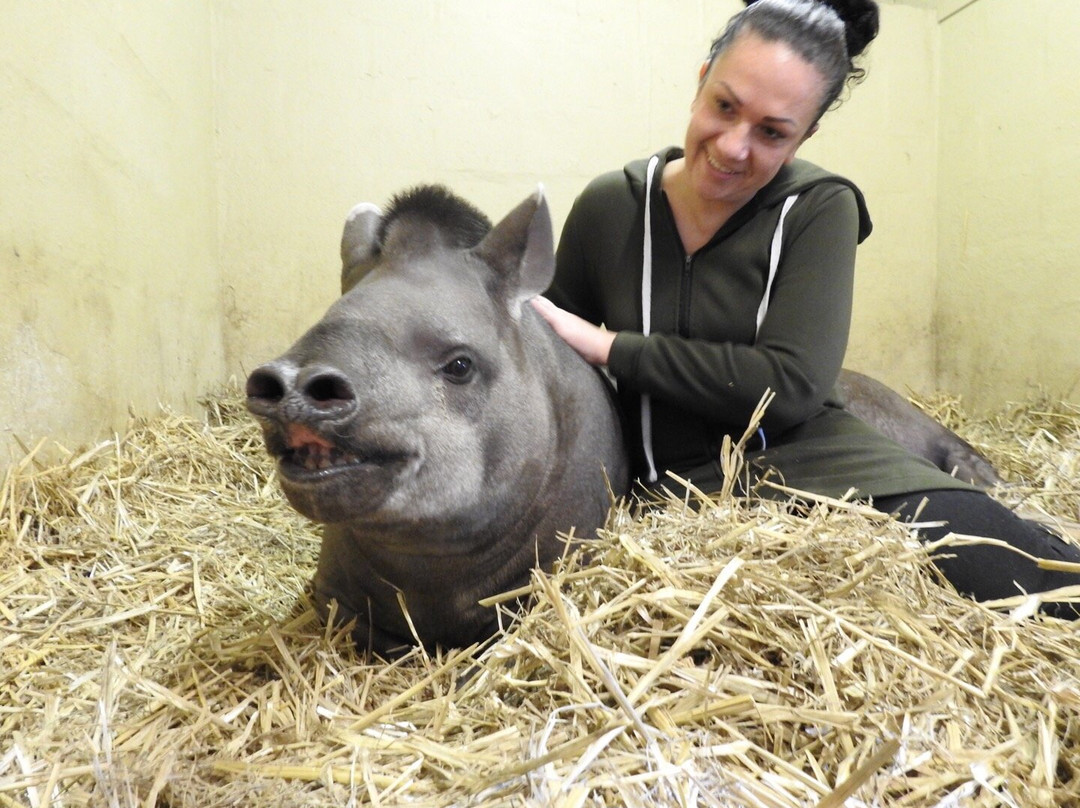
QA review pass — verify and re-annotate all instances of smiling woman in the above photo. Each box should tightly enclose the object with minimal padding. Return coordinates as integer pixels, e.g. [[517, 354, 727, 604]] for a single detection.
[[539, 0, 881, 485], [536, 0, 1080, 616], [672, 32, 827, 250]]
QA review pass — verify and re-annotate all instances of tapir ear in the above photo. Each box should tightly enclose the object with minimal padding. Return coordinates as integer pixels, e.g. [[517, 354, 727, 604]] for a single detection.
[[340, 202, 383, 294], [473, 186, 554, 319]]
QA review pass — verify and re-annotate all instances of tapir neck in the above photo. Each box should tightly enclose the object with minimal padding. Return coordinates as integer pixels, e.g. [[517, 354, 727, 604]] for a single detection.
[[309, 302, 627, 654], [317, 479, 568, 650]]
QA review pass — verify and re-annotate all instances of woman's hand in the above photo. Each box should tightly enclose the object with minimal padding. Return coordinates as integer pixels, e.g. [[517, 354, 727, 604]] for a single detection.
[[530, 296, 616, 367]]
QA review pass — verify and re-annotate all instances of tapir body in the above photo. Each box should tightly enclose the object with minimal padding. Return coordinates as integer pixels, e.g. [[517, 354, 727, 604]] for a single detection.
[[836, 368, 1002, 488], [247, 187, 629, 655], [248, 184, 1002, 656]]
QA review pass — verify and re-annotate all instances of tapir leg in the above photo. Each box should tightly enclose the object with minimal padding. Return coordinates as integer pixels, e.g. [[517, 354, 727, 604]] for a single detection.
[[313, 530, 416, 657], [837, 369, 1002, 488]]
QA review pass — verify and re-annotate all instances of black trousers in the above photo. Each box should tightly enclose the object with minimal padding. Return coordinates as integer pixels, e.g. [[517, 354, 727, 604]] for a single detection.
[[874, 489, 1080, 618]]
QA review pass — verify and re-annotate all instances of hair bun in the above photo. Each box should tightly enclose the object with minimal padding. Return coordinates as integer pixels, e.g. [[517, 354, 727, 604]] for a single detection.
[[826, 0, 880, 58], [742, 0, 880, 58]]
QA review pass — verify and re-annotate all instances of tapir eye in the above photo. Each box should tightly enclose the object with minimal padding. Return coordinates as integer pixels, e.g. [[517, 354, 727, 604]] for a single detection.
[[441, 356, 475, 383]]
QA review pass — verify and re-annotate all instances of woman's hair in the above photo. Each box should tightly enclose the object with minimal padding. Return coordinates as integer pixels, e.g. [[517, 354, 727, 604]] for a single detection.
[[705, 0, 880, 119]]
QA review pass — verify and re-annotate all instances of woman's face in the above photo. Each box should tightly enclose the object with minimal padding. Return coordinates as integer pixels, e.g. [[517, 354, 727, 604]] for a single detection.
[[684, 32, 826, 208]]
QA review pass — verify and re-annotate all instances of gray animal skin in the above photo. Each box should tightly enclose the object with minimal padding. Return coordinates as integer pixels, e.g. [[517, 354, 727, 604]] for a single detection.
[[836, 368, 1003, 488], [246, 186, 629, 656]]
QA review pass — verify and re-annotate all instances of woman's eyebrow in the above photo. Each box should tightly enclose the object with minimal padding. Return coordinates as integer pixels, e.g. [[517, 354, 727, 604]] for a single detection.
[[718, 80, 797, 127]]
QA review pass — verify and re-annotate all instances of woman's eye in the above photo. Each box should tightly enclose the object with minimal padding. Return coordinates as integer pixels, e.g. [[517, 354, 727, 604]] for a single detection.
[[441, 356, 474, 383]]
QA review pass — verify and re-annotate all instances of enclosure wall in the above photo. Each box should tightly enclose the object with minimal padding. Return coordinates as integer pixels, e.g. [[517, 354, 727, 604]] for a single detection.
[[213, 1, 943, 395], [2, 0, 1075, 465], [935, 0, 1080, 408], [0, 2, 222, 462]]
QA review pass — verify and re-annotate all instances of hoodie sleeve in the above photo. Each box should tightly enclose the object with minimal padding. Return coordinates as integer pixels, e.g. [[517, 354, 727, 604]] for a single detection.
[[546, 191, 601, 321], [547, 165, 646, 325], [607, 183, 860, 432]]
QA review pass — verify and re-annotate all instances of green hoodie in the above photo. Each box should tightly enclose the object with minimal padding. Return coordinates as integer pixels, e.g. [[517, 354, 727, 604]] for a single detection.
[[549, 147, 971, 499]]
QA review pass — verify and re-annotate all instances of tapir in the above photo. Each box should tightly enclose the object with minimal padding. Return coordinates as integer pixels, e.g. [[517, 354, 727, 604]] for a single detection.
[[246, 186, 630, 656], [836, 368, 1002, 488], [247, 184, 1003, 656]]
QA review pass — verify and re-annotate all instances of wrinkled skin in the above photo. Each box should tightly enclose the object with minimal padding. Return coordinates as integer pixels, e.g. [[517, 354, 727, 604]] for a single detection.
[[247, 188, 629, 656], [837, 368, 1002, 488]]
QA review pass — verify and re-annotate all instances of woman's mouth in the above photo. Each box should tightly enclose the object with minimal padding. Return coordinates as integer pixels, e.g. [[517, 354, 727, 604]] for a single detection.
[[706, 153, 740, 176]]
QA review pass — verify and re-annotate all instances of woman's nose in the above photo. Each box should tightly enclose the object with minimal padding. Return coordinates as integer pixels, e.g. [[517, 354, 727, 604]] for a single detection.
[[715, 124, 751, 162]]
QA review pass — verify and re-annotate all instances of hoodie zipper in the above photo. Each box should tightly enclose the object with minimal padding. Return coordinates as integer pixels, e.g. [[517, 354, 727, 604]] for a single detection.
[[677, 252, 693, 338]]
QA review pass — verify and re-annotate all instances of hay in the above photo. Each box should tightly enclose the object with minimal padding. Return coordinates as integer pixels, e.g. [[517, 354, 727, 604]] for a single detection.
[[915, 391, 1080, 528], [1, 385, 1079, 807]]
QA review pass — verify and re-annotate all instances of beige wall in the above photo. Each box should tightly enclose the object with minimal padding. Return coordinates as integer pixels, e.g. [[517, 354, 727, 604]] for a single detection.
[[936, 0, 1080, 408], [800, 0, 941, 390], [215, 0, 944, 391], [213, 1, 719, 373], [2, 0, 1076, 464], [0, 2, 221, 461]]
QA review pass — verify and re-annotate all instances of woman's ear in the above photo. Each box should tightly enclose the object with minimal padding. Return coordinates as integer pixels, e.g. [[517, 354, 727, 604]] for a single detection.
[[785, 123, 820, 165]]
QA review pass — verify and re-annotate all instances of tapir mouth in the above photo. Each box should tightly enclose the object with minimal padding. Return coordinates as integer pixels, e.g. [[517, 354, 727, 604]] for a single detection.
[[271, 423, 412, 480], [284, 442, 363, 473]]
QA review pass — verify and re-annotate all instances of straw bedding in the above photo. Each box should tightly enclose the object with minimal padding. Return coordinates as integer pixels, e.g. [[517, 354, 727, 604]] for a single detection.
[[1, 386, 1078, 807]]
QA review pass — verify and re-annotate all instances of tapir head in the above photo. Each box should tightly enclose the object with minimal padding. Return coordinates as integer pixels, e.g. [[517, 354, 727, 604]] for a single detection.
[[246, 186, 559, 532]]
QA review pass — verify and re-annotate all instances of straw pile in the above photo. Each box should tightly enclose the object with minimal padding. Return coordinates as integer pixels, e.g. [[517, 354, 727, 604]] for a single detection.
[[2, 385, 1078, 807]]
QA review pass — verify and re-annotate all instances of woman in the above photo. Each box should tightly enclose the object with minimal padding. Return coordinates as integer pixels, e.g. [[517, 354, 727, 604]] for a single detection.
[[533, 0, 1080, 614]]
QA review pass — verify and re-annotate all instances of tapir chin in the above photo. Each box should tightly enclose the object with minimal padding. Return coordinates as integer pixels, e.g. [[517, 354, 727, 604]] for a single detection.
[[246, 186, 629, 656], [247, 184, 1002, 657]]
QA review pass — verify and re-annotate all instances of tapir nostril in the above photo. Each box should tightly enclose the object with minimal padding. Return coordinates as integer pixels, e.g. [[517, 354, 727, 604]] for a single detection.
[[303, 372, 356, 410], [246, 368, 287, 403]]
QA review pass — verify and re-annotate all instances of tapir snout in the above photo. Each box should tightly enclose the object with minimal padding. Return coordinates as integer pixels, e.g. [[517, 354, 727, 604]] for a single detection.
[[246, 359, 359, 426]]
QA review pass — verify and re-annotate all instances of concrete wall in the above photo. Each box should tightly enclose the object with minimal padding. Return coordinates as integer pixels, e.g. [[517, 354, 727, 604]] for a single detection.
[[214, 0, 945, 393], [0, 2, 221, 460], [212, 1, 717, 373], [2, 0, 1075, 464], [936, 0, 1080, 407]]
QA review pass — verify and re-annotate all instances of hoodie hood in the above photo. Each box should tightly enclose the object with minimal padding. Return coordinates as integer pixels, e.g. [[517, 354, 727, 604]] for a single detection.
[[624, 147, 873, 243]]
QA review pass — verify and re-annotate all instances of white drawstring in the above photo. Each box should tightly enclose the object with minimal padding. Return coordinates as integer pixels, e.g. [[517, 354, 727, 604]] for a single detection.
[[758, 193, 799, 339], [754, 193, 799, 450], [639, 155, 661, 484]]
